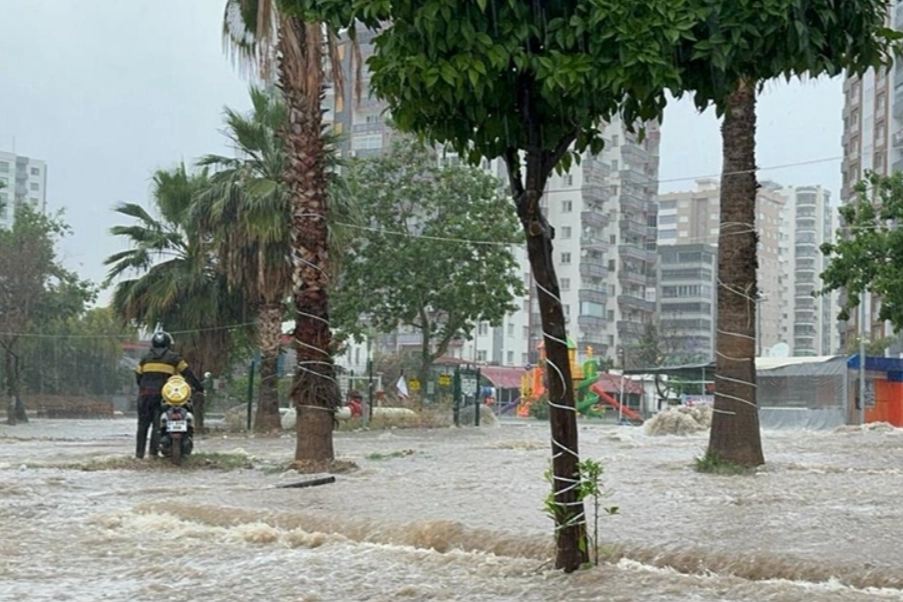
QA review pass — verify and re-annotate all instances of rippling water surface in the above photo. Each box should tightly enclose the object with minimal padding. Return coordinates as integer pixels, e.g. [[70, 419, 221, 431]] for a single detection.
[[2, 418, 903, 601]]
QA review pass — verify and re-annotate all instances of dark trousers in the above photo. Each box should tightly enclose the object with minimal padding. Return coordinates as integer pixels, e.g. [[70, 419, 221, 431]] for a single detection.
[[136, 393, 162, 458]]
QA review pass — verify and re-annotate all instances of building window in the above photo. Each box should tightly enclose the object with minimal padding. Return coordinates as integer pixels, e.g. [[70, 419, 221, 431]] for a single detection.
[[563, 174, 574, 187], [351, 135, 382, 150], [562, 200, 573, 213], [478, 322, 489, 336], [610, 234, 617, 244], [523, 326, 529, 339], [560, 278, 571, 291], [477, 350, 488, 362], [611, 135, 619, 147], [522, 353, 529, 365], [608, 259, 616, 271], [611, 160, 619, 171], [29, 182, 39, 191], [508, 323, 515, 336], [561, 226, 572, 239], [561, 252, 571, 265], [0, 162, 9, 173], [30, 167, 39, 176], [607, 310, 615, 321]]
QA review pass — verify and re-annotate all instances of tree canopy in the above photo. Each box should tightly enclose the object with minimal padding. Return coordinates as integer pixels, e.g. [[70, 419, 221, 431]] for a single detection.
[[333, 139, 524, 381], [820, 171, 903, 332], [0, 204, 95, 423]]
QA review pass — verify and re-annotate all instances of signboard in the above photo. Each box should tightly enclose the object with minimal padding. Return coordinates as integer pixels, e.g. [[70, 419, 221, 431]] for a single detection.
[[682, 394, 714, 408], [408, 378, 421, 392], [461, 376, 478, 396], [438, 374, 452, 387], [864, 380, 876, 408]]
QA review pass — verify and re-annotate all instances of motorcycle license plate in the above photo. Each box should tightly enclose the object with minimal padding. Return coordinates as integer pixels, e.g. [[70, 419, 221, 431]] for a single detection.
[[167, 420, 188, 433]]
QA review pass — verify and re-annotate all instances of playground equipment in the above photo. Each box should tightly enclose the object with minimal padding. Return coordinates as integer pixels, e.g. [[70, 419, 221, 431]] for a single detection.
[[518, 340, 642, 422]]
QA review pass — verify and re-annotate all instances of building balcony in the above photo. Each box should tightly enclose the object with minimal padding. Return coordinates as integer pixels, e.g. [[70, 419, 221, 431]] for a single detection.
[[618, 268, 650, 288], [619, 218, 648, 239], [620, 167, 651, 186], [618, 244, 656, 263], [620, 143, 650, 167], [617, 320, 646, 338], [577, 315, 606, 332], [578, 289, 607, 305], [581, 211, 608, 230], [579, 262, 608, 279], [580, 237, 610, 253], [582, 161, 611, 186], [618, 293, 655, 313]]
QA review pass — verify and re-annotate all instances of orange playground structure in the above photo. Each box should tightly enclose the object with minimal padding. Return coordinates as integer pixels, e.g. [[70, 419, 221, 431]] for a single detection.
[[518, 339, 642, 422]]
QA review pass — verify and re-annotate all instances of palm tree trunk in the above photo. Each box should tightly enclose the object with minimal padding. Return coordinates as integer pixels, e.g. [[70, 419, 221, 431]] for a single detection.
[[709, 80, 765, 467], [255, 302, 284, 432], [279, 18, 340, 463]]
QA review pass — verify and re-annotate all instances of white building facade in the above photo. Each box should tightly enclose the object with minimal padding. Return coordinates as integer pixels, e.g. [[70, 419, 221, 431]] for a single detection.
[[0, 150, 47, 228]]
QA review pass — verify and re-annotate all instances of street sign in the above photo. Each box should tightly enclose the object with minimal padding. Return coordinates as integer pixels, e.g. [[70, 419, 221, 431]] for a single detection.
[[865, 380, 876, 408], [409, 378, 421, 391], [438, 374, 452, 387], [461, 376, 478, 396]]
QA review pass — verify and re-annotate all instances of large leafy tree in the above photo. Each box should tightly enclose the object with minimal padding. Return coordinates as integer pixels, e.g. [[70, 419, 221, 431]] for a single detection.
[[821, 171, 903, 334], [194, 87, 294, 432], [296, 0, 691, 571], [334, 139, 524, 394], [20, 306, 137, 398], [673, 1, 899, 467], [104, 165, 249, 410], [223, 0, 361, 463], [0, 205, 93, 424]]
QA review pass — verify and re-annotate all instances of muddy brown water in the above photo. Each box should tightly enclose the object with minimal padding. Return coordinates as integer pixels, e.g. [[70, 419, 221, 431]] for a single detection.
[[2, 419, 903, 601]]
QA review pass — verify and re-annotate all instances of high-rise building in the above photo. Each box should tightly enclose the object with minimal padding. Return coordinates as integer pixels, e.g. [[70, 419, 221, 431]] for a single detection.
[[777, 185, 839, 356], [657, 179, 786, 353], [839, 3, 903, 352], [326, 33, 661, 371], [0, 150, 47, 228], [656, 243, 717, 362]]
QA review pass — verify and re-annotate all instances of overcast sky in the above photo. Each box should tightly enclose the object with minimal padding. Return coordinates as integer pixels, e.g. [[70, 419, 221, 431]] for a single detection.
[[0, 1, 843, 306]]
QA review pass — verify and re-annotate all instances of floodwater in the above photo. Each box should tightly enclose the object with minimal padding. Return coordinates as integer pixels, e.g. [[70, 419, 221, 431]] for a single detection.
[[2, 418, 903, 601]]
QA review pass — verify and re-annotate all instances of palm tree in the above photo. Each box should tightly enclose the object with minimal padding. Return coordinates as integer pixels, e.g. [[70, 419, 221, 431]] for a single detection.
[[194, 87, 292, 432], [222, 0, 360, 462], [104, 165, 250, 430], [194, 86, 359, 432]]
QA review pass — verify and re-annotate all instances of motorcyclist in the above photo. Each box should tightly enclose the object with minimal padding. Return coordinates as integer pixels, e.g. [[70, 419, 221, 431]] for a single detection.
[[134, 331, 204, 459]]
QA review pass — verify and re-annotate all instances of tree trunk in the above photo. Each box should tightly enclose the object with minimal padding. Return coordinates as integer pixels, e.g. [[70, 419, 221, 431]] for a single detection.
[[709, 80, 765, 467], [279, 18, 340, 463], [4, 348, 25, 425], [255, 302, 284, 432], [510, 150, 588, 572]]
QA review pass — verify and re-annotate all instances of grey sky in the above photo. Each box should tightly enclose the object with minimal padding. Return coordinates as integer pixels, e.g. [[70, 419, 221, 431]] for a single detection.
[[0, 1, 843, 307]]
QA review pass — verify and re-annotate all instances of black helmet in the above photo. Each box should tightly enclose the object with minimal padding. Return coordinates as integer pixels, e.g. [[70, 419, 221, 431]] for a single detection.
[[151, 331, 173, 349]]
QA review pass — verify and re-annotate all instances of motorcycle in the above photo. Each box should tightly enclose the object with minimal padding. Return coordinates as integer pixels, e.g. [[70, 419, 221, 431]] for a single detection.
[[158, 375, 195, 465]]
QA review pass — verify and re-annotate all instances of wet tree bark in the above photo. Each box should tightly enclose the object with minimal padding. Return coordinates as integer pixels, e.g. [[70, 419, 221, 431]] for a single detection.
[[709, 80, 765, 467], [279, 18, 340, 463], [4, 346, 26, 425], [255, 303, 285, 432], [506, 140, 588, 572]]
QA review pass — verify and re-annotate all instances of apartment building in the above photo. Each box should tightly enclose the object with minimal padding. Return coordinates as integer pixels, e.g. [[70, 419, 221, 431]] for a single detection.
[[0, 150, 47, 228], [777, 185, 839, 356], [656, 244, 717, 363], [838, 1, 903, 351], [657, 179, 786, 353], [327, 32, 661, 373]]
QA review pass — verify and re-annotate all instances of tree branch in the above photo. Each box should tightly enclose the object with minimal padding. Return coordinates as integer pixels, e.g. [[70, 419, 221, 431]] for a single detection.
[[543, 130, 578, 175]]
